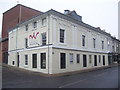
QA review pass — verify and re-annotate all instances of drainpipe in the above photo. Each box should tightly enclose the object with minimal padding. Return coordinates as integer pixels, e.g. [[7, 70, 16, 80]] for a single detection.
[[48, 13, 50, 74]]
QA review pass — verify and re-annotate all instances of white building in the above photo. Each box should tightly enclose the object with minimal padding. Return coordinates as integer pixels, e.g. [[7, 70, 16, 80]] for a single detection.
[[8, 9, 116, 74]]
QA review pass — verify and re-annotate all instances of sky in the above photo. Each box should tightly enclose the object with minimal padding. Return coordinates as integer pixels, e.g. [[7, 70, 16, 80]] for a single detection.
[[0, 0, 119, 38]]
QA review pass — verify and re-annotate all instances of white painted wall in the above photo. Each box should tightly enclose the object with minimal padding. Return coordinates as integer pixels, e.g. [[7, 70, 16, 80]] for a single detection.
[[8, 14, 111, 74]]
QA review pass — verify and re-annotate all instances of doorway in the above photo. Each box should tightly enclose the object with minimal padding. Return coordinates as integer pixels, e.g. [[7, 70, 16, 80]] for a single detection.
[[32, 54, 37, 68]]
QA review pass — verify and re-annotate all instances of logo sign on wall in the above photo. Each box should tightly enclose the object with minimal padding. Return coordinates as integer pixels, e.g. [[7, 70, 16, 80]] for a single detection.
[[29, 32, 40, 46]]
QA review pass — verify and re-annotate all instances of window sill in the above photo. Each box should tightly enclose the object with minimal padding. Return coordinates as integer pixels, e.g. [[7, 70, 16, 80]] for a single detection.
[[32, 28, 37, 31], [59, 42, 67, 46]]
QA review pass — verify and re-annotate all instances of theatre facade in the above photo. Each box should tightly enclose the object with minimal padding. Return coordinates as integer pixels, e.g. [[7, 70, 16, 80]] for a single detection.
[[8, 9, 120, 74]]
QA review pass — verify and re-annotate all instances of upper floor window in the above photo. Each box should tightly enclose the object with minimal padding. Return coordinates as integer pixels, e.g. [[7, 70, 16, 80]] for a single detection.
[[107, 40, 110, 46], [33, 21, 37, 29], [82, 35, 85, 46], [42, 18, 46, 26], [60, 29, 65, 43], [102, 41, 104, 49], [93, 38, 96, 48], [42, 32, 46, 45], [25, 25, 28, 31], [25, 38, 28, 48]]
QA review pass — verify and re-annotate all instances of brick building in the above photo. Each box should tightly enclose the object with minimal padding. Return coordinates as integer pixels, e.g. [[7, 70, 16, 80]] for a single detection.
[[0, 4, 43, 63]]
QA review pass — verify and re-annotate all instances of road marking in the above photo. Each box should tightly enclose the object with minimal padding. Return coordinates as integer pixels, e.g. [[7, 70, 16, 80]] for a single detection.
[[94, 73, 106, 78], [59, 79, 86, 88]]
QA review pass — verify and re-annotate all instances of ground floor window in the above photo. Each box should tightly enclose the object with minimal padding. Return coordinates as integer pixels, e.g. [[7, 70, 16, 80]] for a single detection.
[[76, 54, 80, 63], [60, 53, 66, 69], [41, 53, 46, 69], [32, 54, 37, 68], [25, 55, 28, 65], [83, 55, 87, 67], [103, 55, 105, 65], [99, 55, 101, 63], [89, 55, 92, 63], [94, 55, 97, 66], [69, 53, 74, 64]]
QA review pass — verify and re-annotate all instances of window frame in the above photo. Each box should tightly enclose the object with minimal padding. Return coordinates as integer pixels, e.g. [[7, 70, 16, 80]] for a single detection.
[[41, 32, 46, 45], [25, 55, 28, 65], [102, 41, 104, 49], [93, 38, 96, 48], [69, 53, 74, 64], [25, 38, 28, 48], [76, 54, 80, 63], [25, 24, 28, 31], [42, 18, 46, 26], [41, 53, 46, 69], [33, 21, 37, 29], [60, 29, 65, 43], [82, 35, 85, 46]]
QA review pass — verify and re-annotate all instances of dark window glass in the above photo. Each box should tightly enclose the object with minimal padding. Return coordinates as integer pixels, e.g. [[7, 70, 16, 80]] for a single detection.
[[82, 35, 85, 46], [77, 54, 80, 63], [60, 29, 65, 43], [25, 38, 28, 48], [83, 55, 87, 67], [103, 55, 105, 65], [25, 25, 28, 31], [99, 55, 101, 63], [94, 55, 97, 66], [25, 55, 28, 65], [42, 33, 46, 45], [102, 41, 104, 49], [60, 53, 66, 69], [41, 53, 46, 69], [32, 54, 37, 68], [33, 21, 37, 28], [93, 38, 96, 48]]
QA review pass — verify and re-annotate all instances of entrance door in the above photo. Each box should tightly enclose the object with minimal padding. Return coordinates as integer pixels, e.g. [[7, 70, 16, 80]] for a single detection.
[[103, 56, 105, 65], [83, 55, 87, 67], [94, 55, 97, 66], [32, 54, 37, 68], [60, 53, 66, 69], [17, 54, 19, 67]]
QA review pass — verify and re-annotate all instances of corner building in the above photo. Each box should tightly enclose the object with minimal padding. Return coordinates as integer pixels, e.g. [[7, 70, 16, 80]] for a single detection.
[[8, 9, 117, 74]]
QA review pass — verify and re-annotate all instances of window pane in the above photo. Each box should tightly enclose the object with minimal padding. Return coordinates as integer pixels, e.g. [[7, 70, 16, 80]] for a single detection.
[[60, 29, 65, 43], [42, 33, 46, 45], [89, 55, 92, 63], [70, 53, 74, 63], [25, 38, 28, 48], [82, 35, 85, 46], [25, 25, 28, 31], [42, 18, 46, 26], [41, 53, 46, 69], [93, 38, 96, 48], [76, 54, 80, 63], [25, 55, 28, 65], [33, 22, 37, 28]]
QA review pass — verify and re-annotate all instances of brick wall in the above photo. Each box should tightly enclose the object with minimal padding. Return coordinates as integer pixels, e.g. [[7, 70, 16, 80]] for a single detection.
[[1, 4, 43, 63]]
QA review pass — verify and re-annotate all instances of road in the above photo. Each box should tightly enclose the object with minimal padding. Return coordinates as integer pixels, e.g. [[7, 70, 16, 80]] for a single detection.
[[2, 64, 119, 88]]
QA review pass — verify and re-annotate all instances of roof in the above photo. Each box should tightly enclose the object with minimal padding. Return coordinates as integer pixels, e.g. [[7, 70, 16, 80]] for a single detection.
[[3, 4, 42, 14]]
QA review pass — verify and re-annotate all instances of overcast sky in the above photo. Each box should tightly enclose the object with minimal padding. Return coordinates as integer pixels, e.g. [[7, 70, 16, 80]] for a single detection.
[[0, 0, 119, 38]]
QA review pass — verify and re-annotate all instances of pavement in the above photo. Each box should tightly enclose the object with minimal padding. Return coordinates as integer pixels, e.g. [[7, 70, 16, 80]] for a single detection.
[[2, 64, 120, 88]]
